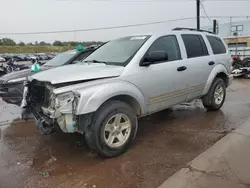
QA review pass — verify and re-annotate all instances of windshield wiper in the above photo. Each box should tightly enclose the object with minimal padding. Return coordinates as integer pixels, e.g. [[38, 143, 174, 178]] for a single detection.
[[83, 60, 107, 65]]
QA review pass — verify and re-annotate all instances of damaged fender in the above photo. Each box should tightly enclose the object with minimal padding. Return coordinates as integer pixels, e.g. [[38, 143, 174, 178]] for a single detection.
[[73, 80, 146, 116]]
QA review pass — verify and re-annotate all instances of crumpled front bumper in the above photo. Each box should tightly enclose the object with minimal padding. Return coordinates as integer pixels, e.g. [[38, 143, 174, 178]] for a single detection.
[[21, 80, 79, 135], [22, 99, 77, 135], [40, 104, 76, 133]]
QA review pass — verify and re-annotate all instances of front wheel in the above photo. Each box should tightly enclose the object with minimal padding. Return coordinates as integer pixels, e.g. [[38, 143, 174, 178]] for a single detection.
[[86, 100, 138, 157], [202, 78, 226, 111]]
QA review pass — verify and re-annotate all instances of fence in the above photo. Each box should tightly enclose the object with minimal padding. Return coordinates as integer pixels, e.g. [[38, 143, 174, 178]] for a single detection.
[[229, 47, 250, 59]]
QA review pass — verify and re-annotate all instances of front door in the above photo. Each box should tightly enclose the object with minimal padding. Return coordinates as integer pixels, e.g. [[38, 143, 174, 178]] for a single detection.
[[129, 35, 189, 114]]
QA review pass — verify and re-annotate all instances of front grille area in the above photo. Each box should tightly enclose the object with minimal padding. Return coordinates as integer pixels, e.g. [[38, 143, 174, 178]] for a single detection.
[[29, 80, 51, 107]]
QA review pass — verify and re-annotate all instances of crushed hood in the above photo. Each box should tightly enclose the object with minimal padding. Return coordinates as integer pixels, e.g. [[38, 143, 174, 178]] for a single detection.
[[30, 64, 124, 84]]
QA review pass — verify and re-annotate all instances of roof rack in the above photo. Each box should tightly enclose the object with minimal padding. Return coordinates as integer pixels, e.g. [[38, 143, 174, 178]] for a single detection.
[[172, 27, 215, 34]]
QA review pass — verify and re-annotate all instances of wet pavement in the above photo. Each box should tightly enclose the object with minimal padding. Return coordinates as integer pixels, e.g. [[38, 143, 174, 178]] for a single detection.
[[1, 79, 250, 188]]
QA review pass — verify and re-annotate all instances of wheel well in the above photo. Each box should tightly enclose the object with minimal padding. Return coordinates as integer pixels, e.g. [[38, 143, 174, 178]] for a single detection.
[[106, 95, 141, 116], [216, 72, 229, 86]]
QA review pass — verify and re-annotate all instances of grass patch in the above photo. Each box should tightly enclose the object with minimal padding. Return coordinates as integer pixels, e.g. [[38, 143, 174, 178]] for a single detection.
[[0, 46, 73, 53]]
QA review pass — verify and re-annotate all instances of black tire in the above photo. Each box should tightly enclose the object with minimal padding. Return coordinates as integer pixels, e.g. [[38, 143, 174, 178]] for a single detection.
[[87, 100, 138, 158], [202, 78, 226, 111], [85, 123, 95, 150]]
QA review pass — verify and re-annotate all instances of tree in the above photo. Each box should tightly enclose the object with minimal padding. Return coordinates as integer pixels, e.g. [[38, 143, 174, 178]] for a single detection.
[[0, 38, 16, 46], [18, 42, 25, 46], [27, 42, 34, 46], [53, 40, 63, 46], [39, 41, 51, 46]]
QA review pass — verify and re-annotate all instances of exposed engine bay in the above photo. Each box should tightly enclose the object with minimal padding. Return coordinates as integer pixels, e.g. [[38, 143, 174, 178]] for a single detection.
[[22, 79, 79, 135]]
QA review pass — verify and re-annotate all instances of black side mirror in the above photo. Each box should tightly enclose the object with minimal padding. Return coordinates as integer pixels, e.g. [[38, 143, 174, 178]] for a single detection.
[[141, 50, 168, 66]]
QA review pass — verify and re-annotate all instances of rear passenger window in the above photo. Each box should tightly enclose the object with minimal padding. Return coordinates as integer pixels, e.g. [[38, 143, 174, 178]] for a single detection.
[[206, 35, 226, 54], [182, 34, 208, 58]]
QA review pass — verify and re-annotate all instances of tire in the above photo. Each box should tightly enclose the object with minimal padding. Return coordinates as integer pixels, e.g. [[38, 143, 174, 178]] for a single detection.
[[87, 100, 138, 158], [202, 78, 226, 111]]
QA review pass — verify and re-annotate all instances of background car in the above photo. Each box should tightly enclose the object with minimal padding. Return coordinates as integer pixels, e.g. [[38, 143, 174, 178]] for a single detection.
[[12, 55, 24, 61], [0, 57, 5, 62], [2, 54, 13, 62], [0, 46, 99, 105]]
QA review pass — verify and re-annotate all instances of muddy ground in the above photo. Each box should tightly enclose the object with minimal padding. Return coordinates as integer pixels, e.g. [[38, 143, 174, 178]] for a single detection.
[[0, 79, 250, 188]]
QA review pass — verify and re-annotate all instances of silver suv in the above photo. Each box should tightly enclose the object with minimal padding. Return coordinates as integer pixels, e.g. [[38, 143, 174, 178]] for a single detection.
[[22, 28, 233, 157]]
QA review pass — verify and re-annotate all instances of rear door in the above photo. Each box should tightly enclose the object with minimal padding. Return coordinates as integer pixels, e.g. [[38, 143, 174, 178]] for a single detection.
[[206, 35, 231, 73], [181, 34, 214, 101]]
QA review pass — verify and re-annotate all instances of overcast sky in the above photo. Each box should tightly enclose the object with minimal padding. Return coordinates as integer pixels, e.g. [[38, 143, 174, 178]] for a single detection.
[[0, 0, 250, 43]]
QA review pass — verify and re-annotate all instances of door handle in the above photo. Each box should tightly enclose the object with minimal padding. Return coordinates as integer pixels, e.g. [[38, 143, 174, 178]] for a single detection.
[[208, 61, 215, 66], [177, 66, 187, 72]]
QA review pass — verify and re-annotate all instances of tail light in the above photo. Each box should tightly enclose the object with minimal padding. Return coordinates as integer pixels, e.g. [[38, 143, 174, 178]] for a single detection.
[[2, 98, 6, 102]]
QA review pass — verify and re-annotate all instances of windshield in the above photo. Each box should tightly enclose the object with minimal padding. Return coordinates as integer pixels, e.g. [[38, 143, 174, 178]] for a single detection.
[[44, 50, 77, 67], [84, 35, 150, 66]]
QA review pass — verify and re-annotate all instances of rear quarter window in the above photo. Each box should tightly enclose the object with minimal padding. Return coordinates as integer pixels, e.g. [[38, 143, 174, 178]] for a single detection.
[[206, 35, 226, 55]]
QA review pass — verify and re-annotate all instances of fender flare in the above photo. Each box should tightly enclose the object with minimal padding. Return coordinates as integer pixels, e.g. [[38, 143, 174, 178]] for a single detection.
[[202, 64, 229, 95], [75, 81, 147, 115]]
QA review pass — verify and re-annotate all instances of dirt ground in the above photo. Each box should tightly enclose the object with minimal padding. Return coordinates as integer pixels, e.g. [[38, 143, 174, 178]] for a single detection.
[[1, 79, 250, 188]]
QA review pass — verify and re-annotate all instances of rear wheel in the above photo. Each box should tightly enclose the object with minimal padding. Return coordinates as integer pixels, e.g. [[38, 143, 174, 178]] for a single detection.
[[202, 78, 226, 111], [86, 100, 138, 157]]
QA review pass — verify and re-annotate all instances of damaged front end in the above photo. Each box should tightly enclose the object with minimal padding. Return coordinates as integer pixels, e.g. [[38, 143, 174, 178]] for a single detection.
[[22, 80, 80, 135]]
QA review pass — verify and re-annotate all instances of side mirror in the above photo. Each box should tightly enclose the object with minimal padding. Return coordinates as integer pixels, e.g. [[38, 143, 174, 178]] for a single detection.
[[140, 50, 168, 66]]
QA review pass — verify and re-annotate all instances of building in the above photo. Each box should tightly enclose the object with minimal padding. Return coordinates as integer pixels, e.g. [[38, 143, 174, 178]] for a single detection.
[[203, 20, 250, 58], [202, 20, 250, 38]]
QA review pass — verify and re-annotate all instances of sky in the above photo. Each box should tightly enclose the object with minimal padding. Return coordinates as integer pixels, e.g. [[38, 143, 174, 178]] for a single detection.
[[0, 0, 250, 43]]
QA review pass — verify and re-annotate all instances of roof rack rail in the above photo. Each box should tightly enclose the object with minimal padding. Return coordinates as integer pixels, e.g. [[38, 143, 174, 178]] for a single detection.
[[172, 27, 215, 34]]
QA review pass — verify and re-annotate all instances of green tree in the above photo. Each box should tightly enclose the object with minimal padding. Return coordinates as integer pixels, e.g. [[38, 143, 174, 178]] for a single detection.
[[53, 40, 63, 46], [18, 41, 25, 46], [39, 41, 50, 46], [27, 42, 34, 46], [0, 38, 16, 46]]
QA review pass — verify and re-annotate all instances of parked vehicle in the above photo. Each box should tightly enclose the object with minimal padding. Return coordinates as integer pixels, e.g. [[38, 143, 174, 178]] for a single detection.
[[12, 55, 25, 61], [47, 55, 55, 60], [21, 28, 233, 157], [231, 56, 250, 77], [0, 57, 5, 62], [2, 54, 13, 62], [5, 58, 29, 73], [0, 46, 98, 105], [0, 64, 7, 76], [27, 54, 38, 60], [232, 67, 250, 78]]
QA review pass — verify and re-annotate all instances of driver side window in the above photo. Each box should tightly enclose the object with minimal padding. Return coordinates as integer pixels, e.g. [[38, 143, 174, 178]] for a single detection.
[[147, 35, 181, 62]]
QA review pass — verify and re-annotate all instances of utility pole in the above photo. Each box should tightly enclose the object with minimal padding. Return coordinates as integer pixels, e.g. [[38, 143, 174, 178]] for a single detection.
[[229, 17, 232, 36], [213, 20, 217, 34], [197, 0, 200, 30]]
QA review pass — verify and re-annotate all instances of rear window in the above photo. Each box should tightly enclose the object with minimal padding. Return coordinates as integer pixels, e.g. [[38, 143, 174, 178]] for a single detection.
[[182, 34, 208, 58], [207, 35, 226, 54]]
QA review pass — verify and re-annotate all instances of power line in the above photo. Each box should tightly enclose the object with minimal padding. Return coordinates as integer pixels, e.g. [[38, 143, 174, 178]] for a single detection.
[[200, 0, 212, 24], [0, 17, 200, 35], [57, 0, 250, 2], [56, 0, 250, 2], [1, 15, 250, 36]]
